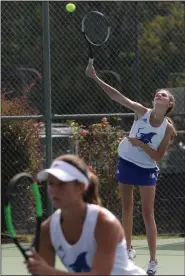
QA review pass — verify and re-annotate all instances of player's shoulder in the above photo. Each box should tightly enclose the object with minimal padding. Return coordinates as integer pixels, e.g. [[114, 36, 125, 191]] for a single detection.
[[97, 206, 122, 232], [95, 206, 124, 242], [41, 216, 51, 233], [98, 205, 116, 220]]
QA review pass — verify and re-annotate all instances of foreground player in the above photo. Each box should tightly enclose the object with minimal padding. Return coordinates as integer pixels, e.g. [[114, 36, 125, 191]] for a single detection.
[[25, 154, 146, 275], [86, 65, 176, 275]]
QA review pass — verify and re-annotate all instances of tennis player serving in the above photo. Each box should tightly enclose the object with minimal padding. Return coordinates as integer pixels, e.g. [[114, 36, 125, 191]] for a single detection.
[[25, 154, 146, 275], [86, 64, 176, 275]]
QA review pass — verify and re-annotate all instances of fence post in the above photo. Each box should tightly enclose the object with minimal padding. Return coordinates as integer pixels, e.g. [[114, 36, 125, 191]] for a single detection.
[[134, 1, 141, 102], [42, 2, 53, 216]]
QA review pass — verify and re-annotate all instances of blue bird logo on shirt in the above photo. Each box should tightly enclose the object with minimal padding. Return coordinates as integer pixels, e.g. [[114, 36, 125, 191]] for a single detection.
[[136, 128, 157, 144], [69, 252, 90, 272]]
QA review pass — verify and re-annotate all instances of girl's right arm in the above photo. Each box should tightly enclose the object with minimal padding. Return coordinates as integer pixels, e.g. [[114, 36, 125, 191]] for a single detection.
[[86, 65, 147, 117], [39, 217, 56, 267]]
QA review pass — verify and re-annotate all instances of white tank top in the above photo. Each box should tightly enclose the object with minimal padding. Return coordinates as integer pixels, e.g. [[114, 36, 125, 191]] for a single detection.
[[50, 204, 146, 275], [118, 110, 168, 168]]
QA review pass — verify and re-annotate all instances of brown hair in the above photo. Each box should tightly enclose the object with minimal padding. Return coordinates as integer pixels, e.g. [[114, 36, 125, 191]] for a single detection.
[[166, 116, 177, 142], [53, 154, 101, 205], [155, 90, 177, 140], [164, 90, 176, 116], [165, 90, 177, 139]]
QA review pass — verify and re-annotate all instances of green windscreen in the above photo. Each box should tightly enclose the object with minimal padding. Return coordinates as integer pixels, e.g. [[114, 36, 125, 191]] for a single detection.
[[4, 204, 16, 238], [31, 182, 43, 217]]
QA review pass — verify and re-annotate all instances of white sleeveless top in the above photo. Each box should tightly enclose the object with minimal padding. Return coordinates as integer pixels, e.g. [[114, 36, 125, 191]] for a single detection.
[[50, 204, 146, 275], [118, 109, 168, 168]]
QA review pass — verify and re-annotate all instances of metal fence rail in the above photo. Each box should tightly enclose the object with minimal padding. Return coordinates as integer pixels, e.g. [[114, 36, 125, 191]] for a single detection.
[[1, 1, 185, 240]]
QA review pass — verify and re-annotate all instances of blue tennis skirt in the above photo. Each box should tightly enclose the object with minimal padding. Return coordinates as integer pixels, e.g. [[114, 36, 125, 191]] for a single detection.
[[116, 157, 159, 186]]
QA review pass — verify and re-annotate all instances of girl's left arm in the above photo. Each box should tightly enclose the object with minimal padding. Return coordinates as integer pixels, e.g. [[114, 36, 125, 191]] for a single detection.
[[127, 123, 175, 162], [140, 123, 175, 162]]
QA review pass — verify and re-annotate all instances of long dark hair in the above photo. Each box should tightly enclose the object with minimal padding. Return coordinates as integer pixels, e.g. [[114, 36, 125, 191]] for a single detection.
[[53, 154, 102, 205], [155, 89, 177, 140]]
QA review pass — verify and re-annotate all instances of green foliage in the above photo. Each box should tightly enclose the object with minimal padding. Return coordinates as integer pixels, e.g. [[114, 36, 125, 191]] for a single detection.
[[68, 118, 145, 233], [1, 96, 43, 234], [68, 117, 124, 214], [1, 96, 42, 176], [138, 3, 185, 103]]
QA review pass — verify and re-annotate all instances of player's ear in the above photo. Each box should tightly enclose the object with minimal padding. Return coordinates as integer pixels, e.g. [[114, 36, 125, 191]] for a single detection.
[[152, 100, 154, 107]]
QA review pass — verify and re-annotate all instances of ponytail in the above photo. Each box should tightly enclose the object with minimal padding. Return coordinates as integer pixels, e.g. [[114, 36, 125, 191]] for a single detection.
[[162, 90, 176, 142], [83, 173, 102, 205], [166, 116, 177, 143]]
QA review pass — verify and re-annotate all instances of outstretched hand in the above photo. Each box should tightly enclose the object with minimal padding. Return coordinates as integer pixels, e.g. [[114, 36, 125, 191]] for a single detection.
[[25, 248, 54, 276], [85, 62, 97, 79]]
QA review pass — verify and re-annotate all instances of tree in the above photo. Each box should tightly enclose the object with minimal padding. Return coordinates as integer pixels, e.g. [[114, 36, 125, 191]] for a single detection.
[[138, 2, 185, 103]]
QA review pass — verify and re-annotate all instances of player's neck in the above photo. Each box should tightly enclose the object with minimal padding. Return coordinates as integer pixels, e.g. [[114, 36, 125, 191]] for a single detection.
[[61, 201, 87, 223], [151, 107, 165, 121]]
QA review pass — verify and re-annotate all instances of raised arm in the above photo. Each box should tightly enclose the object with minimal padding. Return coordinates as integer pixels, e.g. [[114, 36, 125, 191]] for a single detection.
[[86, 64, 147, 117]]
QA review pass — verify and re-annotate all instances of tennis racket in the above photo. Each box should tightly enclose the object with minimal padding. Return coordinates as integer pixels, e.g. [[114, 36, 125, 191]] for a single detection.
[[4, 173, 43, 264], [82, 11, 111, 67]]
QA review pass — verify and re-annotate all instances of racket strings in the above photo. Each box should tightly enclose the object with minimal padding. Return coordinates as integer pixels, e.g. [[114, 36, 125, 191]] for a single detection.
[[83, 13, 110, 45]]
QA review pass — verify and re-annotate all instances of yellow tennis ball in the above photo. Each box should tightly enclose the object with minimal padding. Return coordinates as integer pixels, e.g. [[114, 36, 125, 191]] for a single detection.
[[66, 3, 76, 13]]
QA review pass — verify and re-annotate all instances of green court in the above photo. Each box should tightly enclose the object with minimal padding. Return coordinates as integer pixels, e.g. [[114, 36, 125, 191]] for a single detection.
[[2, 238, 184, 275]]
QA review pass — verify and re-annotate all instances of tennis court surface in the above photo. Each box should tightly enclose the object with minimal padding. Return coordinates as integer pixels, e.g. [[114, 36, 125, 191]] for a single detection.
[[2, 238, 184, 275]]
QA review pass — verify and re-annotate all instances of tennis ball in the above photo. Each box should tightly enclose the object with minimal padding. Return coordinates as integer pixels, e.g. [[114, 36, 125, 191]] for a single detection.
[[66, 3, 76, 13]]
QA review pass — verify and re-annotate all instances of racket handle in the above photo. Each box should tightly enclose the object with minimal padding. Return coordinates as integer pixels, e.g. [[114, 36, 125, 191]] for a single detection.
[[88, 58, 94, 67]]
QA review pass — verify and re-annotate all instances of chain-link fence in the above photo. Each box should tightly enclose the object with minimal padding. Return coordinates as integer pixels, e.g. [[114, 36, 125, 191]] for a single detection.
[[1, 1, 185, 242]]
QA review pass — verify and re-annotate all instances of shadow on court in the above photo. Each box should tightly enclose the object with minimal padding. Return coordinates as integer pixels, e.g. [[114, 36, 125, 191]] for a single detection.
[[2, 238, 185, 275], [132, 238, 184, 275], [156, 242, 184, 251]]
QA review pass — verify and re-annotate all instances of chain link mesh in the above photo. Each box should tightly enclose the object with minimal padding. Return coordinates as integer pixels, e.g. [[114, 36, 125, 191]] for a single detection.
[[1, 1, 185, 245], [1, 117, 45, 243], [1, 1, 43, 113], [49, 1, 185, 114], [1, 2, 44, 243]]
